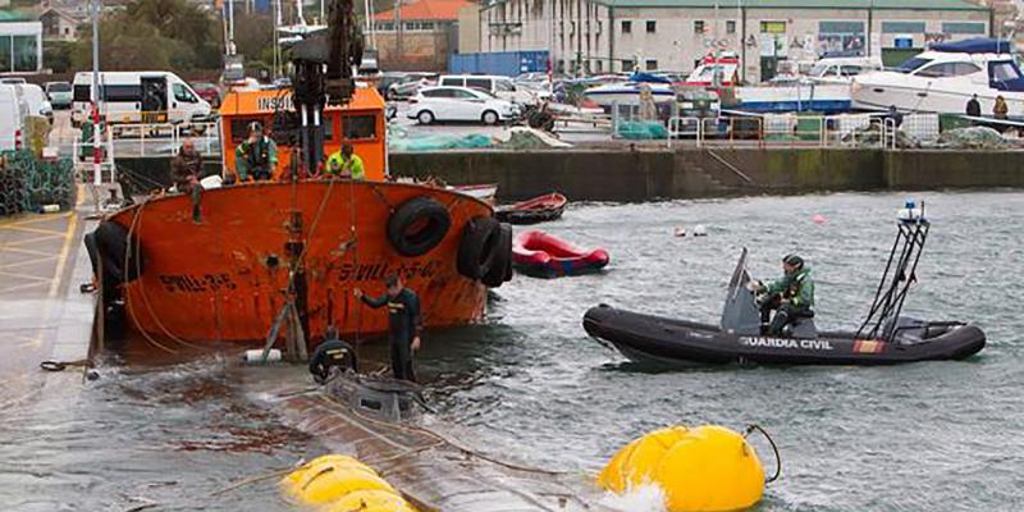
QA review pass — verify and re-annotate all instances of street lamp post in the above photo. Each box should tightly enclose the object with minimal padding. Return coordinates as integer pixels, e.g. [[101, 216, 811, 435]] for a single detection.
[[91, 0, 101, 187]]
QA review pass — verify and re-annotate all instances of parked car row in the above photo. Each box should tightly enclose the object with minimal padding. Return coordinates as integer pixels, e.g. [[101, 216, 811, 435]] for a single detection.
[[407, 86, 518, 125]]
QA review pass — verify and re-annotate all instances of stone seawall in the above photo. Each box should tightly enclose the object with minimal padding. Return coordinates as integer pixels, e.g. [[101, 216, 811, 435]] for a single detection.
[[115, 148, 1024, 201]]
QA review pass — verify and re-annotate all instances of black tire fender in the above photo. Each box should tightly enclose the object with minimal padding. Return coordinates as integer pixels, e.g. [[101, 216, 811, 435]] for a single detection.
[[482, 222, 513, 287], [457, 216, 500, 280], [387, 196, 452, 257]]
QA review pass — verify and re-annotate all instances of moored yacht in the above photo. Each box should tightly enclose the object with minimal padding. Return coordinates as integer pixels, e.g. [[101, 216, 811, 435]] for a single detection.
[[851, 38, 1024, 115]]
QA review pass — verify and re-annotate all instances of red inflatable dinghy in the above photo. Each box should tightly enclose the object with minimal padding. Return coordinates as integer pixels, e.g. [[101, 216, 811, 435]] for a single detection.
[[512, 230, 609, 278]]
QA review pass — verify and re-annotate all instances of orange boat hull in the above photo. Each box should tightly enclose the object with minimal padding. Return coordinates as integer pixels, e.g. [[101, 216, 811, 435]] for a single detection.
[[107, 181, 491, 344]]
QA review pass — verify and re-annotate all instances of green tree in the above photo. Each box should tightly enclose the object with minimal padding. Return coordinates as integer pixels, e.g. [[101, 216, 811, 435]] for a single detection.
[[43, 41, 74, 73], [233, 11, 274, 69], [72, 0, 223, 72]]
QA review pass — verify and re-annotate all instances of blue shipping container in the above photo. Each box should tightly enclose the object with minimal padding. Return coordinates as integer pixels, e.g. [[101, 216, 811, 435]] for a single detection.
[[448, 51, 550, 77]]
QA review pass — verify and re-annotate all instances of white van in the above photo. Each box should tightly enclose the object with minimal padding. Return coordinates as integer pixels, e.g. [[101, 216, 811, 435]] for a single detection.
[[0, 84, 25, 151], [436, 74, 547, 105], [71, 71, 212, 126]]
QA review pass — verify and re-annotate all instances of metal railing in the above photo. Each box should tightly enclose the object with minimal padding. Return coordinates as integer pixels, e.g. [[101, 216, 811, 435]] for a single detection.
[[106, 121, 221, 158], [72, 125, 117, 184], [666, 116, 702, 147], [661, 112, 931, 150]]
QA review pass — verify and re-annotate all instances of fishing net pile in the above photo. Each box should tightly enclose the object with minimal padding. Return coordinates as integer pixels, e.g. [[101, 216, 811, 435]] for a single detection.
[[0, 151, 75, 216], [927, 126, 1016, 149]]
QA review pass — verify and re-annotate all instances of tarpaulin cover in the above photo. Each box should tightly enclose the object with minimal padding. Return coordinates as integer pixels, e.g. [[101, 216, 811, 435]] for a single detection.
[[930, 38, 1012, 54], [616, 121, 668, 140]]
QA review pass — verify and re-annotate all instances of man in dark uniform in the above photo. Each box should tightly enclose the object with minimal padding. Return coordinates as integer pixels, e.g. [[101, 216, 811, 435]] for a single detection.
[[354, 273, 422, 382], [308, 334, 358, 384]]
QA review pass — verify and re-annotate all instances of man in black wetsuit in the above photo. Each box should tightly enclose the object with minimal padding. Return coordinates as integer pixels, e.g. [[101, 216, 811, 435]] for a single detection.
[[354, 273, 422, 382]]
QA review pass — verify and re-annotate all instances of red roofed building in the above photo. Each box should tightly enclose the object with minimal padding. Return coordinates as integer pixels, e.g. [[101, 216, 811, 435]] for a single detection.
[[371, 0, 473, 70]]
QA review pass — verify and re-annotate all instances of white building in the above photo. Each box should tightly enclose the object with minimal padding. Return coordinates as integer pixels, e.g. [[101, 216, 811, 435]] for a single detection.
[[0, 21, 44, 74], [470, 0, 993, 82]]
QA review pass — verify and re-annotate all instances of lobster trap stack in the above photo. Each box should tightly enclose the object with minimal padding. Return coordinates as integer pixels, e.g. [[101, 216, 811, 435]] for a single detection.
[[0, 151, 75, 217]]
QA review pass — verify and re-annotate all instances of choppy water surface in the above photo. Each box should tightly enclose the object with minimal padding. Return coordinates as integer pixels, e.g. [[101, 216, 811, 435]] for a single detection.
[[2, 191, 1023, 511]]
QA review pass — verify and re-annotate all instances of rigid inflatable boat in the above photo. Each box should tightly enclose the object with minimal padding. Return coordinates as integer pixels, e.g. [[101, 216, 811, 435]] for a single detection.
[[512, 230, 609, 278], [583, 202, 986, 366]]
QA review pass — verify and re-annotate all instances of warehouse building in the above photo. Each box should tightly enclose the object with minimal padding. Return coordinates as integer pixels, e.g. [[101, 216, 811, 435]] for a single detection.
[[467, 0, 994, 82]]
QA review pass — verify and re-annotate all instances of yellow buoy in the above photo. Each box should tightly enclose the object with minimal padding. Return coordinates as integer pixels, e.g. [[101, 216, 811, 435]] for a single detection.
[[324, 489, 418, 512], [281, 454, 418, 511], [598, 425, 766, 512]]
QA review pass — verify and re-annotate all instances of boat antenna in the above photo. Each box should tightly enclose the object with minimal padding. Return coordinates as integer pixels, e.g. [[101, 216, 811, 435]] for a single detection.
[[855, 200, 930, 342]]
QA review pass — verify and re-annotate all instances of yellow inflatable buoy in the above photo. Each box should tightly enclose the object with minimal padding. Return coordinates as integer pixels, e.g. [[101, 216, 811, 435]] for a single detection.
[[324, 490, 418, 512], [281, 454, 417, 511], [598, 425, 768, 512]]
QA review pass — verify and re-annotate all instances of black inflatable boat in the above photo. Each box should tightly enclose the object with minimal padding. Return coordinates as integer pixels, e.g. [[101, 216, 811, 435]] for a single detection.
[[583, 202, 987, 366], [583, 305, 985, 366]]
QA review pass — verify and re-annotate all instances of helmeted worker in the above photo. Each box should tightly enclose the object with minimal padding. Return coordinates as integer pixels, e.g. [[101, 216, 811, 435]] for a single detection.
[[755, 254, 815, 336], [235, 121, 277, 181], [324, 143, 365, 179], [308, 335, 358, 384], [354, 273, 422, 382]]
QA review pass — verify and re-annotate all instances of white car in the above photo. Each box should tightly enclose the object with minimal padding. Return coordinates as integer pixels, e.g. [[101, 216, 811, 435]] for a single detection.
[[437, 75, 550, 105], [408, 86, 518, 125]]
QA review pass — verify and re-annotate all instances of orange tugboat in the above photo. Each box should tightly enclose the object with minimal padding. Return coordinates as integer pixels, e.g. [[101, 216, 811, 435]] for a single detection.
[[84, 13, 512, 348]]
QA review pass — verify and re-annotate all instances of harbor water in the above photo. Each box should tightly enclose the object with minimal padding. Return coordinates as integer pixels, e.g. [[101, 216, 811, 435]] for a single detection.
[[1, 191, 1022, 511]]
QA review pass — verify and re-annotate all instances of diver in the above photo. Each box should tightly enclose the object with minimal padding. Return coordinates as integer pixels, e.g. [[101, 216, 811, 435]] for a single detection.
[[754, 254, 815, 336], [308, 330, 358, 384], [354, 273, 422, 383]]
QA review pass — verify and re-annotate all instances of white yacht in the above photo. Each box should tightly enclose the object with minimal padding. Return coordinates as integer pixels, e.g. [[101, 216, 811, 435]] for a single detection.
[[582, 73, 676, 108], [852, 38, 1024, 115]]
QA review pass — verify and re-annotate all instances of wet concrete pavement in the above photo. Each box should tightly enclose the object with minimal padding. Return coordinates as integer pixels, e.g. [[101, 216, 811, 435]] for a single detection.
[[0, 195, 95, 407]]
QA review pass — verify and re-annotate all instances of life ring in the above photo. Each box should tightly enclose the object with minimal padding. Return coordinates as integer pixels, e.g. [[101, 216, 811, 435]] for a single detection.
[[457, 216, 500, 280], [84, 221, 144, 285], [482, 222, 513, 287], [387, 197, 451, 257]]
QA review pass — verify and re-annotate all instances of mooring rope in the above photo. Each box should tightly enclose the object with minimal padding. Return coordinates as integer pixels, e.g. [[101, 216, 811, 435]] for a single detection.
[[744, 423, 781, 483]]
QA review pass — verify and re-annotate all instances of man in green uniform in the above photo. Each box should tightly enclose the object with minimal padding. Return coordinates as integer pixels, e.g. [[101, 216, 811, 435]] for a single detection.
[[235, 121, 277, 181], [755, 254, 815, 336], [354, 273, 422, 382], [324, 143, 365, 180]]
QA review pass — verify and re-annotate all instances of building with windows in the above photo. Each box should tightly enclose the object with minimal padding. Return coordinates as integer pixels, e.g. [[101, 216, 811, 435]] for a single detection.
[[0, 20, 43, 74], [468, 0, 994, 82], [40, 8, 83, 42], [372, 0, 472, 70]]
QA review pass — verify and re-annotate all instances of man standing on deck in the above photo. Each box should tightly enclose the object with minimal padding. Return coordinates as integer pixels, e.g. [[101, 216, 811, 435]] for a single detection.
[[354, 273, 422, 382], [753, 254, 815, 336], [171, 139, 203, 193], [171, 139, 204, 222], [324, 143, 365, 180], [235, 121, 277, 181]]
